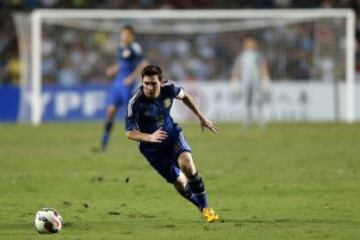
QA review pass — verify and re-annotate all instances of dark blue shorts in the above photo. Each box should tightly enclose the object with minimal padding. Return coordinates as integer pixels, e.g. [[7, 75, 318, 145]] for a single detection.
[[140, 132, 192, 183]]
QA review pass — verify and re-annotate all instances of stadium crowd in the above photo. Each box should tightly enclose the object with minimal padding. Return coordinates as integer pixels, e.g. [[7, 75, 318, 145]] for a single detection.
[[0, 0, 359, 86]]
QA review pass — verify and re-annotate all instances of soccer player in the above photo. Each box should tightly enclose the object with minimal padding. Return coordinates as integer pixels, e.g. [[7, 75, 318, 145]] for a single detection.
[[100, 25, 147, 151], [125, 65, 219, 223], [231, 36, 270, 129]]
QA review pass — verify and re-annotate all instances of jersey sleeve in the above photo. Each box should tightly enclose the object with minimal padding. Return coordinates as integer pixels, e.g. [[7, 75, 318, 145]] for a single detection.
[[125, 105, 139, 131], [165, 80, 185, 99], [125, 94, 141, 131], [130, 42, 144, 65]]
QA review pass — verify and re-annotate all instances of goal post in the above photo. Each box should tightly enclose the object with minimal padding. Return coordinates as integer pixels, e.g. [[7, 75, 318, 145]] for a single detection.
[[15, 9, 356, 125], [31, 11, 42, 126], [345, 10, 356, 123]]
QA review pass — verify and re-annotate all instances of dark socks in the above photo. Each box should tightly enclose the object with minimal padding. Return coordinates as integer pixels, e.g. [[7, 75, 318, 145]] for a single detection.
[[176, 184, 200, 209], [101, 120, 113, 151], [188, 172, 208, 210]]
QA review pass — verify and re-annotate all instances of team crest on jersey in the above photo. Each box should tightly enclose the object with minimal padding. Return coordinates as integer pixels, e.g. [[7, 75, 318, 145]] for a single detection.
[[122, 49, 131, 58], [163, 98, 172, 108]]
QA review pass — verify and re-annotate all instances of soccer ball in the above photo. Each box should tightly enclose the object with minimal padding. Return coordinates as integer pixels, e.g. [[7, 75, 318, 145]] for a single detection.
[[34, 208, 63, 234]]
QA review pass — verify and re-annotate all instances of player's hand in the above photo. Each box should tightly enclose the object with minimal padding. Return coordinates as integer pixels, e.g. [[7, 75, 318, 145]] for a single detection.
[[230, 78, 238, 87], [106, 67, 116, 78], [262, 76, 271, 90], [199, 116, 218, 134], [105, 68, 113, 78], [123, 76, 133, 86], [148, 128, 168, 143]]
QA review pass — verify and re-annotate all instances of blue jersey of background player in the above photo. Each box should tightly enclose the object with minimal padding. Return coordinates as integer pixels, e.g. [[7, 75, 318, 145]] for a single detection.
[[100, 25, 147, 151], [125, 65, 220, 223]]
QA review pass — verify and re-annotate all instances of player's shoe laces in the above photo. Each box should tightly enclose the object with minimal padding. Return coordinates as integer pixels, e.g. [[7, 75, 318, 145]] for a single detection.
[[201, 207, 219, 223]]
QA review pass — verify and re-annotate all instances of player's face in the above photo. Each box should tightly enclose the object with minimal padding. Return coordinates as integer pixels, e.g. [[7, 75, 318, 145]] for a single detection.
[[142, 75, 161, 99], [120, 29, 134, 46], [244, 38, 257, 50]]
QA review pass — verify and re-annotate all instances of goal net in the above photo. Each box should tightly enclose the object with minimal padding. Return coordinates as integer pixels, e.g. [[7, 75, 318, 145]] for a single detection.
[[14, 9, 355, 125]]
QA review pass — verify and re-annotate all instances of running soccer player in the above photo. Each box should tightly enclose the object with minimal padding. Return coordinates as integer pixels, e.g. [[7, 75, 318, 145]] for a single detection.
[[100, 25, 147, 151], [231, 36, 270, 129], [125, 65, 219, 223]]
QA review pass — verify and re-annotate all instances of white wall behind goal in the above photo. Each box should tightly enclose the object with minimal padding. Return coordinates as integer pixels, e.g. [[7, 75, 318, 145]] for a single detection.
[[172, 81, 360, 122]]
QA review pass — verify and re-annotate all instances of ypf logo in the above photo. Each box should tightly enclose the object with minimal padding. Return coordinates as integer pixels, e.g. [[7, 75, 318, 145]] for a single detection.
[[54, 91, 106, 117]]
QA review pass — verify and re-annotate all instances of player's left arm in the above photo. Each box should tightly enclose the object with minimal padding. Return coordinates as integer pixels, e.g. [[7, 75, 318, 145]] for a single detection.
[[177, 90, 218, 134], [105, 63, 119, 78]]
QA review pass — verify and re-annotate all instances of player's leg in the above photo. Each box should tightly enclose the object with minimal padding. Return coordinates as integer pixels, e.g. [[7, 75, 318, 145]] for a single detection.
[[101, 104, 118, 151], [100, 86, 119, 151], [177, 151, 219, 222], [243, 82, 253, 129], [139, 147, 199, 208], [177, 152, 207, 208], [175, 132, 209, 210], [100, 85, 131, 151], [173, 171, 200, 208], [139, 138, 218, 222], [255, 87, 266, 129]]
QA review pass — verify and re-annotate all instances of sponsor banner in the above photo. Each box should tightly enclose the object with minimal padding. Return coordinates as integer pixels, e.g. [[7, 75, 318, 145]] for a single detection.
[[42, 87, 106, 121], [17, 86, 110, 121], [1, 82, 359, 122], [172, 81, 360, 122], [0, 86, 20, 121], [41, 86, 110, 121]]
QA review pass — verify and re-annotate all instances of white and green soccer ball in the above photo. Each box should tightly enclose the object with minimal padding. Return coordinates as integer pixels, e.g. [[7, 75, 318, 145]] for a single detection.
[[34, 208, 63, 234]]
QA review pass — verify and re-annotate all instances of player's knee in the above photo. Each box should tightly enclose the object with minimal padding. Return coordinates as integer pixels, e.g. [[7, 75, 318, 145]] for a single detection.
[[188, 172, 205, 194], [178, 152, 196, 176], [107, 106, 117, 120], [174, 173, 187, 191], [182, 165, 194, 177]]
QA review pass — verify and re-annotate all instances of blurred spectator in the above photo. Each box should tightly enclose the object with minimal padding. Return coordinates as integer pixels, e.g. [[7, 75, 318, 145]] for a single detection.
[[5, 57, 20, 84], [57, 59, 80, 87]]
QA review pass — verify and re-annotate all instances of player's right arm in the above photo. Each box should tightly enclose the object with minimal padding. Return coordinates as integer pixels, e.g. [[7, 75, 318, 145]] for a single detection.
[[165, 81, 218, 134], [126, 128, 168, 143], [181, 92, 219, 134]]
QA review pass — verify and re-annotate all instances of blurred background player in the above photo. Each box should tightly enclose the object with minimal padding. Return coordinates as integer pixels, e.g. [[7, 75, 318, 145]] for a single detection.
[[231, 37, 271, 129], [100, 25, 147, 151], [125, 65, 219, 223]]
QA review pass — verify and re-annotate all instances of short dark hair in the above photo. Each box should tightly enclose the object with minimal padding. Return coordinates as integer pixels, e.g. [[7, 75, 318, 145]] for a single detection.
[[121, 25, 135, 34], [141, 65, 163, 81]]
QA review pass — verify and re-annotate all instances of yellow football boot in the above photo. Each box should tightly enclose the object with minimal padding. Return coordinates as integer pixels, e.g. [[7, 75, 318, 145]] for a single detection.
[[201, 207, 219, 223]]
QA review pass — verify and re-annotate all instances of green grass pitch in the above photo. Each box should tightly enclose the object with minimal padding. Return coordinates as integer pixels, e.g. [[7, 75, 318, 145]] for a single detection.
[[0, 122, 359, 239]]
